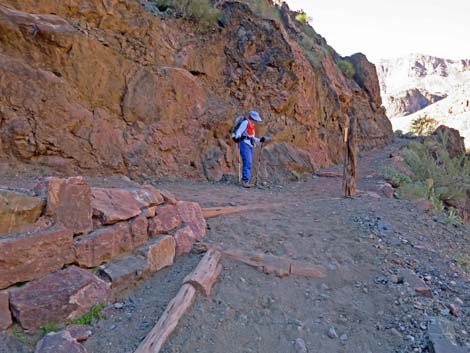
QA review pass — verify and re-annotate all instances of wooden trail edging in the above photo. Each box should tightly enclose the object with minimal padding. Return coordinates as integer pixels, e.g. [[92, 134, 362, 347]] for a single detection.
[[195, 243, 327, 279], [134, 249, 222, 353], [202, 203, 282, 219]]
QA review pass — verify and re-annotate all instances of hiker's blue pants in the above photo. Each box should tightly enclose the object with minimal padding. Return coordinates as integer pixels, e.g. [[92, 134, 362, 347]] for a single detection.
[[239, 142, 253, 182]]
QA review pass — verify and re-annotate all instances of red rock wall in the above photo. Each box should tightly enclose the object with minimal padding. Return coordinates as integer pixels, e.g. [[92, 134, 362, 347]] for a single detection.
[[0, 177, 206, 330], [0, 1, 393, 182]]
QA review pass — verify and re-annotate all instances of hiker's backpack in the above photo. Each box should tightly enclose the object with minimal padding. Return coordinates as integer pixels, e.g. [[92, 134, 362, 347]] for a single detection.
[[231, 115, 247, 142]]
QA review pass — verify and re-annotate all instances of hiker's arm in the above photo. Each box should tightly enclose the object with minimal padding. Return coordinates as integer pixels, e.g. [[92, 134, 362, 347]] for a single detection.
[[234, 120, 248, 139]]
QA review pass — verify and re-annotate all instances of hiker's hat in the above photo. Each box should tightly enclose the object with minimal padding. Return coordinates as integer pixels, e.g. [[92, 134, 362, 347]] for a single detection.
[[248, 111, 262, 122]]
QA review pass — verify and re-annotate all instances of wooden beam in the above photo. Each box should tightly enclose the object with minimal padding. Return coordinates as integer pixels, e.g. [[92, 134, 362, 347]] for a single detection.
[[343, 115, 357, 198], [134, 284, 196, 353], [183, 249, 222, 297], [202, 203, 281, 219]]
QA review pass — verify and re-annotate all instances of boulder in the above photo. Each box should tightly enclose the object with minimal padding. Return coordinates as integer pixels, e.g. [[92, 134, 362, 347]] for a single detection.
[[10, 266, 110, 330], [0, 226, 74, 289], [74, 222, 133, 268], [35, 177, 93, 235], [0, 291, 12, 330], [433, 125, 465, 158], [378, 183, 395, 198], [91, 188, 142, 225], [148, 205, 181, 236], [174, 226, 196, 256], [35, 330, 87, 353], [0, 189, 44, 235], [138, 236, 176, 272], [176, 201, 206, 240]]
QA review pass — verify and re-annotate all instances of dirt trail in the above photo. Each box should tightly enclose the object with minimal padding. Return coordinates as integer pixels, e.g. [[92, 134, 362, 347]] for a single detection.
[[2, 140, 469, 353]]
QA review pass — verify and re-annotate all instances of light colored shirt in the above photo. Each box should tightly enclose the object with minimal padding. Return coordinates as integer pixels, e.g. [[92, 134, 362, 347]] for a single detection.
[[234, 120, 260, 147]]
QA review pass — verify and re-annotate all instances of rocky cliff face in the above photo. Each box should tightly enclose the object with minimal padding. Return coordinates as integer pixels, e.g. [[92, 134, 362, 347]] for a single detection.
[[377, 54, 470, 146], [0, 0, 392, 182]]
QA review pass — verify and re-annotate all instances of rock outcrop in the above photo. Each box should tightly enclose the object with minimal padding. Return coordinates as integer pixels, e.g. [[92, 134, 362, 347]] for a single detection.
[[377, 53, 470, 146], [0, 1, 392, 182]]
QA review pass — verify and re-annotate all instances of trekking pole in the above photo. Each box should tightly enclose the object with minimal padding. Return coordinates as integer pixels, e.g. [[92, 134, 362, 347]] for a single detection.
[[238, 146, 242, 184]]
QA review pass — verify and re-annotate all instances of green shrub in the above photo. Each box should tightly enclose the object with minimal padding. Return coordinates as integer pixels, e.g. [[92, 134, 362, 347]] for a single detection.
[[245, 0, 281, 21], [338, 59, 355, 78], [455, 254, 470, 274], [393, 136, 469, 222], [295, 12, 310, 24], [383, 167, 412, 187], [409, 116, 438, 136], [40, 323, 60, 336], [299, 36, 314, 51], [71, 303, 106, 325], [151, 0, 221, 28], [12, 326, 30, 345]]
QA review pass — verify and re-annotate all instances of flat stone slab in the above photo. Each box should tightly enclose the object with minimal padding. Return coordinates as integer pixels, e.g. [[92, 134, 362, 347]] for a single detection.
[[99, 236, 175, 297], [10, 266, 110, 330], [35, 330, 87, 353], [0, 226, 74, 289], [0, 189, 44, 235], [74, 222, 134, 268], [428, 317, 468, 353], [148, 205, 181, 236], [176, 201, 206, 240], [35, 177, 93, 235], [98, 255, 148, 296], [131, 185, 164, 208], [91, 188, 142, 225], [0, 291, 12, 330]]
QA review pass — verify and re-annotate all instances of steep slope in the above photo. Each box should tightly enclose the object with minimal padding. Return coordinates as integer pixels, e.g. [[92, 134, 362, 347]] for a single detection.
[[377, 53, 470, 145], [0, 0, 392, 182]]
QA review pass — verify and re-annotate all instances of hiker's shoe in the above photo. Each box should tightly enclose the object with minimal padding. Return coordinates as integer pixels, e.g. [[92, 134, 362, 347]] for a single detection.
[[241, 181, 252, 188]]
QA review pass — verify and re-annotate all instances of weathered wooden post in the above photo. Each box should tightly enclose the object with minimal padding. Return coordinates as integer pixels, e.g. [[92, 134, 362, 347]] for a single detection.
[[343, 115, 357, 198]]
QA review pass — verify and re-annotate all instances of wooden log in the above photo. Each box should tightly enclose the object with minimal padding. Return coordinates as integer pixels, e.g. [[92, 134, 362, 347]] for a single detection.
[[134, 284, 196, 353], [221, 248, 327, 279], [183, 249, 222, 297], [202, 203, 281, 219], [343, 115, 357, 198]]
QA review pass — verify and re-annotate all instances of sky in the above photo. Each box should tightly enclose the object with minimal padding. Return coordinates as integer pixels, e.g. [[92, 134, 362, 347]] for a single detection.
[[286, 0, 470, 63]]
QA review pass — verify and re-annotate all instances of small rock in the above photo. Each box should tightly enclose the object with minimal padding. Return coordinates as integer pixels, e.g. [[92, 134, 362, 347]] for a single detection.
[[375, 275, 389, 284], [327, 326, 338, 339], [448, 303, 460, 317], [294, 338, 307, 353], [113, 302, 124, 309], [424, 275, 432, 282], [340, 334, 348, 341], [65, 325, 92, 342]]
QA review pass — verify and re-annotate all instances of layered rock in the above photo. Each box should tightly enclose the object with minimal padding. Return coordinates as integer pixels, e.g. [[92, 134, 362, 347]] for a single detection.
[[0, 226, 74, 289], [35, 177, 93, 235], [0, 1, 392, 182], [0, 291, 12, 330], [378, 53, 470, 146], [0, 190, 44, 235], [10, 266, 111, 329]]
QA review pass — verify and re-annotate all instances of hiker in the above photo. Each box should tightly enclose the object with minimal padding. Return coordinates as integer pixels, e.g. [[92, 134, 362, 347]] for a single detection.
[[233, 111, 266, 188]]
